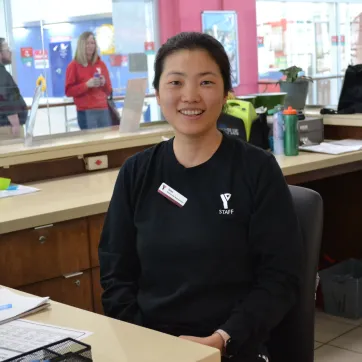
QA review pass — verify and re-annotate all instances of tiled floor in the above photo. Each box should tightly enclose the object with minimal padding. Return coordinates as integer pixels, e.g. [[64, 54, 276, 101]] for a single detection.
[[314, 310, 362, 361]]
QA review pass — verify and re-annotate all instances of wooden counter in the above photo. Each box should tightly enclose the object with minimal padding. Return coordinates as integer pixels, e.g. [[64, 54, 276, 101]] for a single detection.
[[3, 149, 362, 235], [0, 125, 173, 168], [4, 290, 220, 362]]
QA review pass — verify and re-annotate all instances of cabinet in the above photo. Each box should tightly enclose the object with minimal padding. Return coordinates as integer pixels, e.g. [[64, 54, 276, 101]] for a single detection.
[[88, 214, 105, 268], [92, 267, 103, 314], [20, 270, 93, 311], [0, 215, 106, 315], [0, 219, 90, 288]]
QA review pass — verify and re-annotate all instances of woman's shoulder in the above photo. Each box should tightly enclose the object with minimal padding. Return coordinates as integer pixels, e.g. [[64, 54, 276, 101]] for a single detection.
[[121, 141, 168, 176], [67, 60, 78, 69]]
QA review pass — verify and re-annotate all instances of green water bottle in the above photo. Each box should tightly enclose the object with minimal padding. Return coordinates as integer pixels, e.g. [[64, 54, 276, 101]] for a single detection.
[[283, 106, 299, 156]]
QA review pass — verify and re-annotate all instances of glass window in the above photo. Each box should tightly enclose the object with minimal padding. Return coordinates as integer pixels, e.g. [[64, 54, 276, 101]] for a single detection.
[[256, 1, 362, 106], [0, 0, 160, 141]]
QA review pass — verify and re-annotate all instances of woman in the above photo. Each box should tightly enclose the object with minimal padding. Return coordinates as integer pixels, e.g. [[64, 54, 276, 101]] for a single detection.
[[99, 32, 303, 362], [65, 32, 112, 130]]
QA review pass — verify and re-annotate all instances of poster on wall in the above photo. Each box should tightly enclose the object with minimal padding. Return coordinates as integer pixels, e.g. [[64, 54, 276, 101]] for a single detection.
[[49, 41, 73, 97], [201, 11, 240, 87], [34, 50, 49, 69], [20, 47, 33, 67]]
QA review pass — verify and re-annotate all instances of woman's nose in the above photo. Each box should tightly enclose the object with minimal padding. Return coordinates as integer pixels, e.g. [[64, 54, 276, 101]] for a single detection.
[[181, 84, 200, 103]]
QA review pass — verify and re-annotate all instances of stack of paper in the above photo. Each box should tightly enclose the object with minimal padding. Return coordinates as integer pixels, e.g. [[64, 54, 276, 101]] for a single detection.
[[0, 288, 50, 325], [0, 185, 39, 199], [300, 140, 362, 155]]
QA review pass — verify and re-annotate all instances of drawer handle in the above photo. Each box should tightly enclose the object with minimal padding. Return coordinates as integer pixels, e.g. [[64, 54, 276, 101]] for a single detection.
[[63, 272, 83, 279], [75, 280, 81, 287], [39, 236, 47, 244]]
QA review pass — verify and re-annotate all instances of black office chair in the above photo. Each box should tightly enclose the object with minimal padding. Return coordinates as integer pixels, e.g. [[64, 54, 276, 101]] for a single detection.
[[267, 185, 323, 362]]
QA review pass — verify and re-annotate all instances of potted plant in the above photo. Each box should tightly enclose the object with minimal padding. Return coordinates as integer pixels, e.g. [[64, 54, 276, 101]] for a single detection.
[[278, 66, 313, 110]]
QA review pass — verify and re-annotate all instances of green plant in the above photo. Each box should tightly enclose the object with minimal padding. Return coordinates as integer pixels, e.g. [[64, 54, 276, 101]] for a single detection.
[[279, 66, 313, 83]]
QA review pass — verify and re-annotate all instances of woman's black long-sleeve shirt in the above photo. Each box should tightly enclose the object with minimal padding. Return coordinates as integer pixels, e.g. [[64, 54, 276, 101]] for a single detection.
[[99, 134, 303, 354]]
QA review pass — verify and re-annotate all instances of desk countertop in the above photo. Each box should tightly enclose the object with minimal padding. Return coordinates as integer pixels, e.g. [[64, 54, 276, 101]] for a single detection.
[[0, 125, 173, 168], [6, 292, 220, 362], [2, 149, 362, 234]]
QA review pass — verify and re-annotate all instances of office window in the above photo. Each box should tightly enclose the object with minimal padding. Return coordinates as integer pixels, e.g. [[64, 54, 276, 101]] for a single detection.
[[257, 1, 362, 106], [1, 0, 160, 137]]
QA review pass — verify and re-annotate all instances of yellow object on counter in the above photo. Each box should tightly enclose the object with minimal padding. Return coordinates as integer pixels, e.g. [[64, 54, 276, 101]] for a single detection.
[[36, 75, 46, 92], [0, 177, 11, 190]]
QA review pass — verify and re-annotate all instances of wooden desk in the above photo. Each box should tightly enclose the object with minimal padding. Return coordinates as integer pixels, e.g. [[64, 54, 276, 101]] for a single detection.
[[2, 146, 362, 316], [6, 292, 220, 362]]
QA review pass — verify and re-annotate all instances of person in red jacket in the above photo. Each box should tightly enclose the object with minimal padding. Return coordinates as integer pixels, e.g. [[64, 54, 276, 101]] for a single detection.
[[65, 31, 112, 130]]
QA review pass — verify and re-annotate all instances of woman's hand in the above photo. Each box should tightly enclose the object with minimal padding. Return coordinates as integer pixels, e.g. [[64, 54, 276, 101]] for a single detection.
[[86, 77, 101, 88], [179, 333, 224, 352]]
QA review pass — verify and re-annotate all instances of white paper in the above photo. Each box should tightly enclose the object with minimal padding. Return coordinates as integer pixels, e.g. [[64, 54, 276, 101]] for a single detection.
[[0, 185, 39, 199], [300, 142, 362, 155], [0, 319, 92, 361], [330, 139, 362, 147], [119, 78, 147, 133], [0, 288, 49, 323]]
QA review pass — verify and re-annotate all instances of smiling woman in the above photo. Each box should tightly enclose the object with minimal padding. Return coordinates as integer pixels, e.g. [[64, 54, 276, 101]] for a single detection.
[[99, 32, 303, 362]]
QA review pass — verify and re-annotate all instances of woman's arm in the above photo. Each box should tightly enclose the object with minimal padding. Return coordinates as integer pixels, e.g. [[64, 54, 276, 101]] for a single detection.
[[218, 155, 303, 353], [99, 160, 142, 324], [65, 62, 89, 97]]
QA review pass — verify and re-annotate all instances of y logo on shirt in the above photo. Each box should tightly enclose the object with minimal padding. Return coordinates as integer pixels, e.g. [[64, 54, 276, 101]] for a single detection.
[[220, 193, 234, 215]]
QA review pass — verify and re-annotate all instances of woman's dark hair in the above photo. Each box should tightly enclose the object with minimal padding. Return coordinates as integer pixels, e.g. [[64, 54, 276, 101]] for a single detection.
[[153, 32, 232, 95]]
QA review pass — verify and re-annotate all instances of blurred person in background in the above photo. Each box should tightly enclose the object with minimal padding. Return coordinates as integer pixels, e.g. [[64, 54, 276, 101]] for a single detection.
[[65, 31, 112, 130], [0, 38, 28, 140]]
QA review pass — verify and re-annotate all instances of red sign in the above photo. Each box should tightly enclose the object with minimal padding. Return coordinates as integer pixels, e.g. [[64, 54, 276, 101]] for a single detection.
[[340, 35, 345, 46], [110, 54, 128, 67], [34, 50, 49, 69], [331, 36, 338, 46], [257, 36, 264, 48], [20, 47, 33, 58], [34, 50, 48, 60], [144, 41, 155, 52]]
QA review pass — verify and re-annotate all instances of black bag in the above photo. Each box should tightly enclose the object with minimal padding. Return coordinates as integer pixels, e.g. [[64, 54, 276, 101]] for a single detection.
[[337, 64, 362, 114], [217, 112, 270, 150], [108, 92, 121, 126]]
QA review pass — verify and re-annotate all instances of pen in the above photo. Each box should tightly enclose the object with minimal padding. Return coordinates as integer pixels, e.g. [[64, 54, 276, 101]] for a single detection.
[[0, 303, 12, 311]]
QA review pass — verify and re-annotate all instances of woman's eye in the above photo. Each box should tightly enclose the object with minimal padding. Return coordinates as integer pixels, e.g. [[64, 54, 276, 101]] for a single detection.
[[201, 80, 213, 85], [169, 80, 181, 86]]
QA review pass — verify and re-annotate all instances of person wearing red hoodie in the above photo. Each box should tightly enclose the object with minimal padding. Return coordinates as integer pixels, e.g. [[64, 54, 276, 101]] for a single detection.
[[65, 31, 112, 130]]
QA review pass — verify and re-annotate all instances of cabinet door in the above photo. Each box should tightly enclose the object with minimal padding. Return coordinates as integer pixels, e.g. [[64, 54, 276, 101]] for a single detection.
[[88, 214, 105, 268], [92, 267, 104, 315], [0, 219, 90, 288], [19, 270, 93, 312]]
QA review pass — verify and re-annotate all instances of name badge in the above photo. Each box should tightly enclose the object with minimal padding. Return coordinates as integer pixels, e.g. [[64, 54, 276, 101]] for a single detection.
[[158, 183, 187, 207]]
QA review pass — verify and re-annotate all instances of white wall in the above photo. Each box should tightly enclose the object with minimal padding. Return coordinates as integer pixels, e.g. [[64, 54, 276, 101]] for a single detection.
[[0, 0, 7, 37], [11, 0, 112, 26]]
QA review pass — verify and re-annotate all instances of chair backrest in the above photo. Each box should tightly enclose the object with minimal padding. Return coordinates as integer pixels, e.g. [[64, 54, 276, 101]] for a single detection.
[[267, 185, 323, 362]]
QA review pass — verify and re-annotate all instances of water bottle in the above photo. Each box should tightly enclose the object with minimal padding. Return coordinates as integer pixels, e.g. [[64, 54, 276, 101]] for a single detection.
[[272, 105, 284, 155], [283, 106, 299, 156]]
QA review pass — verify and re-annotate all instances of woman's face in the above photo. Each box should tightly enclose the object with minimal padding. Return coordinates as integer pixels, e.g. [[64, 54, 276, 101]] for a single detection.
[[86, 35, 96, 58], [156, 49, 227, 137]]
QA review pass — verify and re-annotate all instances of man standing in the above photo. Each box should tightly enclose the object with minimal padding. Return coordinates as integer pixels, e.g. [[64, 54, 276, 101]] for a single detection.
[[0, 38, 28, 139]]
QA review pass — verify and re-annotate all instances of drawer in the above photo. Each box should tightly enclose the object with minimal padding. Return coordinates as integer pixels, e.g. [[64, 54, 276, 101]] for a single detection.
[[88, 214, 105, 268], [92, 267, 104, 315], [19, 270, 93, 312], [0, 218, 90, 288]]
